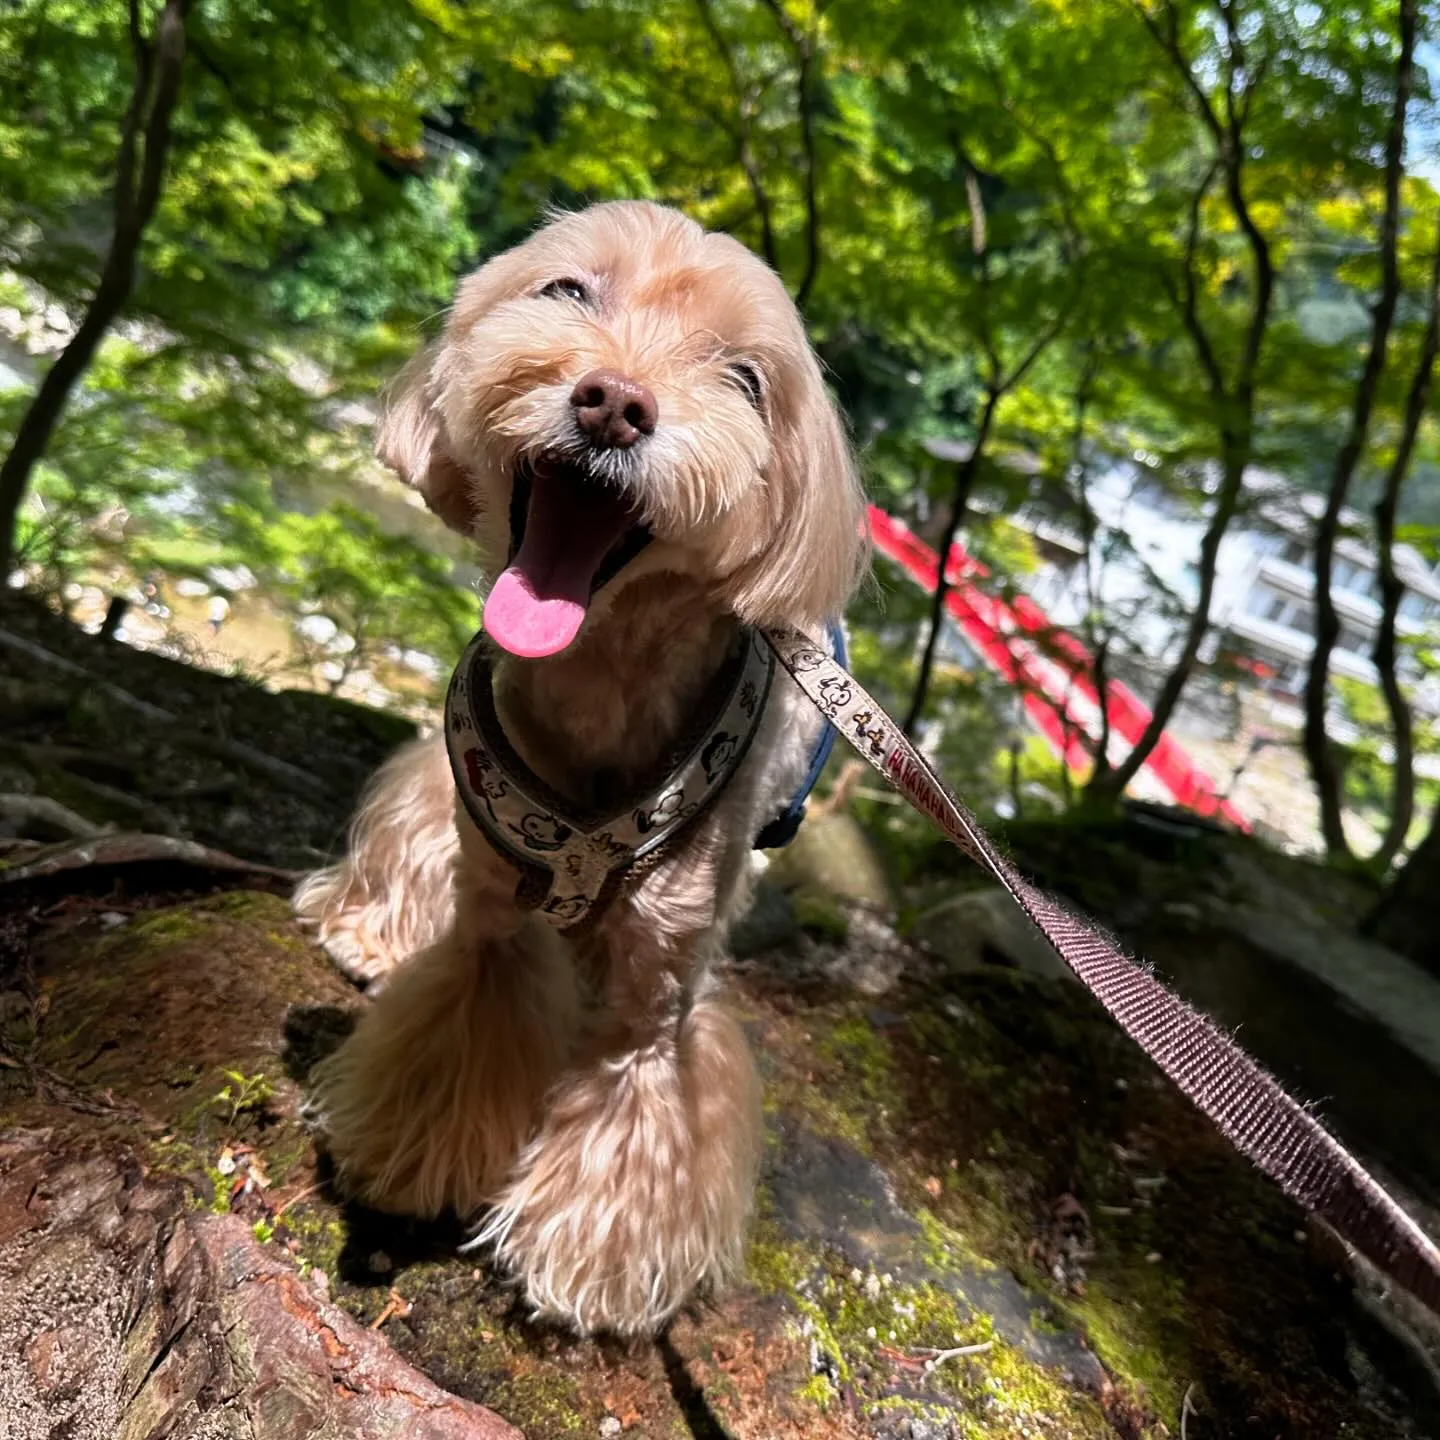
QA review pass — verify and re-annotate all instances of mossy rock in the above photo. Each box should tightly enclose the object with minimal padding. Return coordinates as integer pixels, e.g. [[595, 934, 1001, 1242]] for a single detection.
[[767, 811, 897, 910], [4, 879, 1437, 1440], [24, 891, 351, 1165], [735, 960, 1440, 1438], [795, 888, 852, 943]]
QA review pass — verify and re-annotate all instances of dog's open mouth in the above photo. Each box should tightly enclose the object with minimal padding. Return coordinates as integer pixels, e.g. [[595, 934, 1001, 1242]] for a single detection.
[[483, 457, 653, 659]]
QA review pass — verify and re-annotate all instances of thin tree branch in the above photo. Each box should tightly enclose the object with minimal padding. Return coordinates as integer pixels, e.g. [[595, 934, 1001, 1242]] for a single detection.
[[1162, 156, 1226, 402], [0, 0, 194, 576], [972, 38, 1084, 264], [1304, 0, 1416, 859], [1093, 0, 1276, 806], [1135, 0, 1225, 143], [1370, 216, 1440, 871], [963, 164, 987, 257], [127, 0, 146, 70], [131, 0, 192, 227], [1002, 303, 1074, 393], [758, 0, 821, 306], [188, 36, 240, 99], [903, 118, 1080, 738], [115, 0, 155, 231], [953, 139, 1000, 371], [902, 391, 1002, 738], [1067, 349, 1113, 780], [694, 0, 780, 272], [1217, 0, 1244, 136]]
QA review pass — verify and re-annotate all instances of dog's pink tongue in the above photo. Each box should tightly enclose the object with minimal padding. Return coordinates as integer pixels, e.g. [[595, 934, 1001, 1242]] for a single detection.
[[484, 466, 637, 659]]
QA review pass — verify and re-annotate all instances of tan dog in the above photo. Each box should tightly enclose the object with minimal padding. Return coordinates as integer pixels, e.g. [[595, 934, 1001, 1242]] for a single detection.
[[295, 201, 866, 1336]]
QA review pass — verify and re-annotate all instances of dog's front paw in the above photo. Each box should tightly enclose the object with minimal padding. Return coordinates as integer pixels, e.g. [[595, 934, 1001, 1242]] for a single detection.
[[475, 1001, 762, 1336], [308, 929, 579, 1218], [313, 922, 397, 989]]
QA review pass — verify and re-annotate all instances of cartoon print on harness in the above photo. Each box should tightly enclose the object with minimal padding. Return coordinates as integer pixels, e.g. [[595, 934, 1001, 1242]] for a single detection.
[[510, 812, 573, 851], [701, 731, 740, 784], [587, 830, 631, 861], [851, 710, 888, 758], [541, 893, 589, 922], [738, 679, 759, 718], [634, 787, 698, 835], [817, 674, 853, 716], [463, 748, 509, 802]]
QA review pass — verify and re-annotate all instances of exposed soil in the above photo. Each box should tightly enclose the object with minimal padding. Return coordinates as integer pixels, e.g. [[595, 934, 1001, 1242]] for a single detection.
[[1, 591, 413, 870]]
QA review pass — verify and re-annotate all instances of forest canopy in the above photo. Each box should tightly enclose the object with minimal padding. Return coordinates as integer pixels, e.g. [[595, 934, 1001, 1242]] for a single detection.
[[2, 0, 1439, 873]]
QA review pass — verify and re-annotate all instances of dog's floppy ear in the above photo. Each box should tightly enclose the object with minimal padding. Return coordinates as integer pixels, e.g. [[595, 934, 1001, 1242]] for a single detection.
[[375, 344, 477, 536], [726, 353, 869, 629]]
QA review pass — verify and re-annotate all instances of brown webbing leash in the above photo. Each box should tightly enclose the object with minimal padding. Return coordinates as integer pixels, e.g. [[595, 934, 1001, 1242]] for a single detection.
[[763, 624, 1440, 1316]]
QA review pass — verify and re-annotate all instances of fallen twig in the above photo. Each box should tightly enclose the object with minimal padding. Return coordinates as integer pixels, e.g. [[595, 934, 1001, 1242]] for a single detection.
[[1181, 1382, 1198, 1439], [369, 1286, 412, 1331], [271, 1180, 322, 1222], [0, 793, 104, 840], [915, 1340, 994, 1370], [0, 831, 300, 888], [0, 626, 171, 719]]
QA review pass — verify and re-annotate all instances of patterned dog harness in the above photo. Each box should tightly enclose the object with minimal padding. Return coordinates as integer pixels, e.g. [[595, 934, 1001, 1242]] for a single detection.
[[445, 626, 777, 930]]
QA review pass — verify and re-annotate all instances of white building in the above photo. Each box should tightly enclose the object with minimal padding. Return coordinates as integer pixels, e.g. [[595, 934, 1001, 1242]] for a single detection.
[[1006, 460, 1440, 719]]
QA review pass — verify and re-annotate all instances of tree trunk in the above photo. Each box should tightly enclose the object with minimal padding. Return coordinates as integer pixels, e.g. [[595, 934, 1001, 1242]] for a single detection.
[[757, 0, 820, 308], [1086, 22, 1274, 811], [0, 838, 522, 1440], [901, 393, 997, 737], [1085, 441, 1247, 804], [1365, 794, 1440, 976], [0, 1136, 522, 1440], [1370, 222, 1440, 872], [1302, 0, 1415, 859], [0, 0, 192, 578], [1068, 350, 1113, 784]]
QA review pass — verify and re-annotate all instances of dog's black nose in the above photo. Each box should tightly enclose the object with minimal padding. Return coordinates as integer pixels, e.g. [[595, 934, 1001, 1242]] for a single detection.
[[570, 369, 658, 449]]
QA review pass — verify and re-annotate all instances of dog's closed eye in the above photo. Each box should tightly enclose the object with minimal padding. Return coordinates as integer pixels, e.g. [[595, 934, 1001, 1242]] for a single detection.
[[726, 360, 766, 411], [539, 277, 591, 304]]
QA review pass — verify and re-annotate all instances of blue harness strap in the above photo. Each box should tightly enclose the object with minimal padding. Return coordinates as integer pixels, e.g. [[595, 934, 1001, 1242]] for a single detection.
[[753, 619, 846, 850]]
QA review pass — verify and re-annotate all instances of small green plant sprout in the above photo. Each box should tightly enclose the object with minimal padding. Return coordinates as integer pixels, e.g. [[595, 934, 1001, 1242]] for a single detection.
[[211, 1069, 275, 1128]]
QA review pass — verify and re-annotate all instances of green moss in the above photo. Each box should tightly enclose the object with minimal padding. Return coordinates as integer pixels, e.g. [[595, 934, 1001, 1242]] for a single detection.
[[144, 1130, 237, 1217], [962, 1336, 1112, 1435], [915, 1207, 999, 1279], [746, 1225, 815, 1296], [124, 891, 292, 946], [766, 1234, 1114, 1436], [796, 1373, 837, 1408], [260, 1120, 314, 1189], [792, 889, 851, 943], [816, 1013, 902, 1117], [764, 1077, 872, 1151], [284, 1203, 347, 1279], [1062, 1280, 1184, 1420], [484, 1367, 589, 1439], [205, 891, 295, 924], [126, 907, 216, 944], [203, 1163, 233, 1214]]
